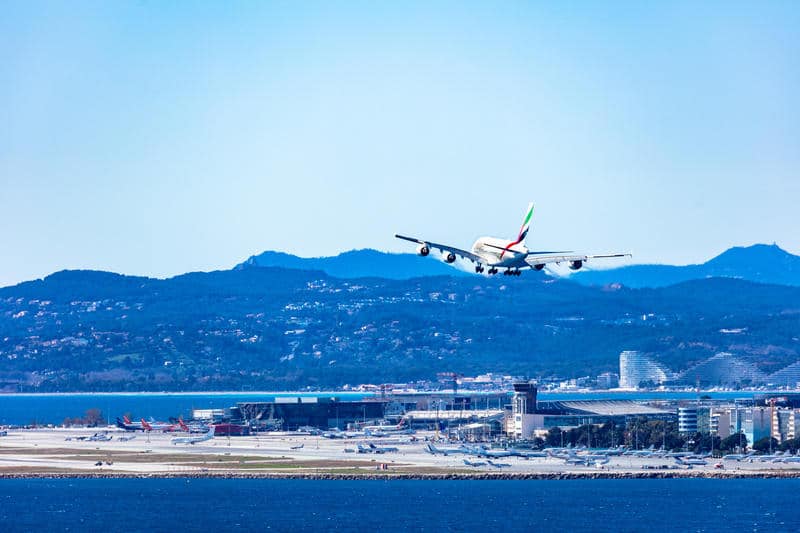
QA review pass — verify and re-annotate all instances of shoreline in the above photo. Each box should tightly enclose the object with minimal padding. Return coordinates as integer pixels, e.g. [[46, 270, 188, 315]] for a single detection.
[[5, 428, 800, 481], [4, 471, 800, 480]]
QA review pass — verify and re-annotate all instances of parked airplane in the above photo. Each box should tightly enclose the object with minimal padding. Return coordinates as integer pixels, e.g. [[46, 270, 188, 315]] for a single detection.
[[368, 442, 399, 454], [363, 419, 414, 436], [463, 445, 515, 458], [722, 451, 755, 461], [141, 418, 177, 432], [123, 415, 143, 428], [322, 429, 365, 439], [171, 427, 215, 445], [116, 417, 145, 432], [674, 456, 707, 466], [396, 202, 630, 276], [753, 451, 787, 462], [509, 449, 548, 458], [425, 443, 465, 456], [357, 443, 399, 454], [178, 417, 209, 434], [562, 454, 610, 466]]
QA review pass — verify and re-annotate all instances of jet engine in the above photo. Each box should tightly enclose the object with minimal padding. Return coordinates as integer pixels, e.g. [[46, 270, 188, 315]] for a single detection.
[[533, 264, 545, 271], [442, 251, 456, 264], [569, 260, 583, 271], [417, 244, 430, 257]]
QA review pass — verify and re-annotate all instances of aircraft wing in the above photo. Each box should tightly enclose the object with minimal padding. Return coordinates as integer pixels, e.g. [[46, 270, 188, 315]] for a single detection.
[[395, 234, 484, 264], [524, 252, 631, 268]]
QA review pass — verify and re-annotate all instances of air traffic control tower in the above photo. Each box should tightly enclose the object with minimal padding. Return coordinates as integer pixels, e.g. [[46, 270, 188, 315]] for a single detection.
[[511, 381, 538, 439]]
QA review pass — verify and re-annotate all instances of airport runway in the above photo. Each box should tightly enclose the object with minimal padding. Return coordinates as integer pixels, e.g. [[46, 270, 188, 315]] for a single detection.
[[2, 427, 799, 477]]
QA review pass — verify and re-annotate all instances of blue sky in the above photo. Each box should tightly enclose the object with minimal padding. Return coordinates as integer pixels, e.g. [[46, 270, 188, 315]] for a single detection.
[[2, 1, 798, 286]]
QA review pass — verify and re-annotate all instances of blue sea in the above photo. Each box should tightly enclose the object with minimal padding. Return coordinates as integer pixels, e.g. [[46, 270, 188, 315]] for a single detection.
[[0, 478, 798, 532], [0, 390, 762, 426]]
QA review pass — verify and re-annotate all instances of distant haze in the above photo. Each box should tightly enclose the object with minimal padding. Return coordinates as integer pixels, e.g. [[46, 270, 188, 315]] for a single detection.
[[2, 2, 799, 286]]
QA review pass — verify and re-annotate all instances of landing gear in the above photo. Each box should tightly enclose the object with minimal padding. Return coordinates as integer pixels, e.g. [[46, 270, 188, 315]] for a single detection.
[[503, 269, 522, 276], [475, 264, 485, 274], [487, 268, 498, 275]]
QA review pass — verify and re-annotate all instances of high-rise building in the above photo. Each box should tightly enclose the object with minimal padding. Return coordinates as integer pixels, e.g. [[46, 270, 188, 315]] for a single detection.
[[596, 372, 619, 389], [619, 351, 668, 389], [678, 406, 698, 433], [744, 407, 771, 446], [772, 408, 800, 443]]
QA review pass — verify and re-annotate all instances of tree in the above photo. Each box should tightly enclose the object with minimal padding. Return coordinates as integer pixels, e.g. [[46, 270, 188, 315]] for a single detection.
[[84, 408, 104, 427], [779, 437, 800, 453], [692, 432, 721, 454], [720, 433, 748, 452], [545, 427, 564, 447], [753, 436, 778, 453]]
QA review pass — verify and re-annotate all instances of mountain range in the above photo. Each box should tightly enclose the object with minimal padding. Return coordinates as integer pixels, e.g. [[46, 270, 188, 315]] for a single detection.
[[238, 243, 800, 287], [1, 245, 799, 391], [573, 244, 800, 288]]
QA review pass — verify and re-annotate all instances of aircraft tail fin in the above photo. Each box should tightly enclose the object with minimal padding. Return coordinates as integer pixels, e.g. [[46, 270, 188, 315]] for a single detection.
[[500, 202, 534, 259], [516, 202, 534, 243]]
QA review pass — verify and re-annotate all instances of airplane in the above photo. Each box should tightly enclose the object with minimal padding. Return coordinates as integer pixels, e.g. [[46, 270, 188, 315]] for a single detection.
[[322, 429, 365, 439], [425, 443, 465, 456], [177, 417, 208, 434], [123, 415, 143, 428], [357, 443, 399, 454], [118, 435, 136, 442], [463, 445, 515, 458], [463, 459, 487, 467], [368, 442, 399, 454], [290, 443, 304, 450], [363, 419, 414, 436], [511, 450, 548, 458], [589, 447, 627, 457], [171, 427, 215, 445], [141, 418, 178, 432], [87, 432, 113, 442], [396, 202, 630, 276], [116, 417, 145, 432], [753, 451, 787, 462], [562, 454, 610, 466], [722, 451, 755, 462], [487, 460, 512, 468], [674, 456, 707, 466]]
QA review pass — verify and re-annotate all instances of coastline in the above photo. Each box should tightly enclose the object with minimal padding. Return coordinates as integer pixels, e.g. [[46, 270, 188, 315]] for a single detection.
[[5, 428, 800, 481], [4, 471, 800, 480]]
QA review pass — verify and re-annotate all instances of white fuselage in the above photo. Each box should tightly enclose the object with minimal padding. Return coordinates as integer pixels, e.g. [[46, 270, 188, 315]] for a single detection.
[[471, 237, 529, 268]]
